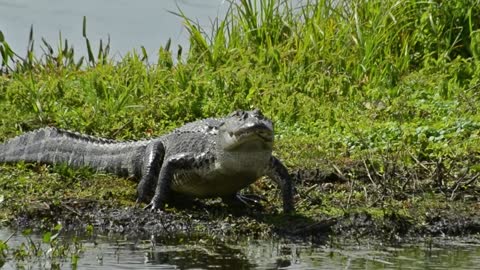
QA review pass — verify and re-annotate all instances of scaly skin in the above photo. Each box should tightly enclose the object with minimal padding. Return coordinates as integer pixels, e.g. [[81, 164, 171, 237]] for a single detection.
[[0, 109, 295, 213]]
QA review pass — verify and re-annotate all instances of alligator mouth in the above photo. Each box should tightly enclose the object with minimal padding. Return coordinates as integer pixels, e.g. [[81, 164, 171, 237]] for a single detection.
[[231, 129, 273, 142], [226, 124, 274, 150]]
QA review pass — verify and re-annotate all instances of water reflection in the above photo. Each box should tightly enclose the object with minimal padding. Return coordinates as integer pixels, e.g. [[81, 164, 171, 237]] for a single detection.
[[146, 244, 253, 269], [2, 228, 480, 269]]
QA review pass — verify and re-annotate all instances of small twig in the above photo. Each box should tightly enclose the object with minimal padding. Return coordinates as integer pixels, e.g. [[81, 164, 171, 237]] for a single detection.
[[3, 231, 16, 244], [346, 178, 355, 209], [463, 173, 480, 187], [332, 164, 345, 179], [466, 82, 480, 92], [297, 184, 319, 206], [450, 167, 470, 190], [61, 202, 82, 216], [433, 158, 445, 190], [303, 184, 319, 196], [363, 186, 369, 204], [408, 151, 430, 171], [368, 194, 385, 208], [450, 173, 480, 201], [363, 159, 376, 187], [449, 184, 460, 201], [110, 119, 133, 138]]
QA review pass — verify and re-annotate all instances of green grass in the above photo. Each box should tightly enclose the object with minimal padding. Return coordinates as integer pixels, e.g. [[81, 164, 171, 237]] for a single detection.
[[1, 0, 479, 234]]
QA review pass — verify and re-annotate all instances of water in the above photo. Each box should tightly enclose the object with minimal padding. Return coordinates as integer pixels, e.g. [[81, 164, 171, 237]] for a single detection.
[[2, 228, 480, 269], [0, 0, 228, 59]]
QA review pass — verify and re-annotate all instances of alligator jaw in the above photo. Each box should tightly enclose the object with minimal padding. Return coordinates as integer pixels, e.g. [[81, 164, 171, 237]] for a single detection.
[[224, 123, 274, 151]]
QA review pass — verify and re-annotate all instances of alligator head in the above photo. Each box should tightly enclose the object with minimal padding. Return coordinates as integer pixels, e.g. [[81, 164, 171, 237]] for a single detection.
[[218, 109, 274, 152]]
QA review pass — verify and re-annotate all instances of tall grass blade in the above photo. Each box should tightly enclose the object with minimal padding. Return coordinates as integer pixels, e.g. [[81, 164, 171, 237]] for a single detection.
[[82, 16, 87, 38], [140, 46, 148, 62], [165, 38, 171, 51]]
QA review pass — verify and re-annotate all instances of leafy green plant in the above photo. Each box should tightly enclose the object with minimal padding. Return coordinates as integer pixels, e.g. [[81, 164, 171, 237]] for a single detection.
[[0, 225, 84, 269]]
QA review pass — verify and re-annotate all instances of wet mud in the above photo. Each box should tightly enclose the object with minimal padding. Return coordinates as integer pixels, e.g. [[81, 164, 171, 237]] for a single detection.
[[9, 194, 480, 244], [4, 157, 480, 243]]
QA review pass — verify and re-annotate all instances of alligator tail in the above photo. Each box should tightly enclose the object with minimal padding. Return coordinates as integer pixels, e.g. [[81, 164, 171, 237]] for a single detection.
[[0, 127, 147, 177]]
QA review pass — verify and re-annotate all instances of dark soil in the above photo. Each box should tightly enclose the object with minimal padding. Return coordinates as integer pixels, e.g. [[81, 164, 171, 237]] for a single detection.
[[4, 157, 480, 243], [8, 194, 480, 244]]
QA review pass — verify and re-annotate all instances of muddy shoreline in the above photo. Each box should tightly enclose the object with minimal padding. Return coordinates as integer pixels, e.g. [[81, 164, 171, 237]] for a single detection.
[[8, 193, 480, 244], [2, 159, 480, 243]]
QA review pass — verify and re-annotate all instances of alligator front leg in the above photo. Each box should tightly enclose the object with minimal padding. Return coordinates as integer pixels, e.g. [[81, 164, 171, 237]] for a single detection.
[[265, 156, 295, 213], [137, 140, 165, 203], [146, 153, 213, 210]]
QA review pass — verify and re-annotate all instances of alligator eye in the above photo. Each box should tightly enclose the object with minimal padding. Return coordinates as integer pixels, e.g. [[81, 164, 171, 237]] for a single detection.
[[228, 110, 241, 117], [252, 109, 264, 119]]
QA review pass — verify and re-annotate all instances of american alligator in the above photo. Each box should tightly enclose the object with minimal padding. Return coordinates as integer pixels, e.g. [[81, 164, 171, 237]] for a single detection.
[[0, 109, 294, 213]]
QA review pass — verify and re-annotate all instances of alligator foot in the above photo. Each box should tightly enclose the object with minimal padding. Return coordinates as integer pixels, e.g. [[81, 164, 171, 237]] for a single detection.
[[134, 197, 155, 210], [143, 200, 164, 212]]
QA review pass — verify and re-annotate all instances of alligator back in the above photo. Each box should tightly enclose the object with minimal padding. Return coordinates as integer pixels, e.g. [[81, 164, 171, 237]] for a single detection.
[[0, 127, 149, 177]]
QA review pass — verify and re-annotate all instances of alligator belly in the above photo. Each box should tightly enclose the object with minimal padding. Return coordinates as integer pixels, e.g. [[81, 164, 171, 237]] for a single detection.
[[171, 171, 258, 198]]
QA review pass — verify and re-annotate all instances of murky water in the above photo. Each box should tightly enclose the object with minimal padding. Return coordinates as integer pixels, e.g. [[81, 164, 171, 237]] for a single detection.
[[2, 228, 480, 269], [0, 0, 228, 58]]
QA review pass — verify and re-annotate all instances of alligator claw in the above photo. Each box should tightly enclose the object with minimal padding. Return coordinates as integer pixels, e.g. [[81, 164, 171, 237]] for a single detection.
[[223, 194, 265, 210], [145, 205, 159, 212], [237, 194, 266, 204], [135, 198, 144, 208], [143, 203, 154, 210], [143, 199, 165, 212]]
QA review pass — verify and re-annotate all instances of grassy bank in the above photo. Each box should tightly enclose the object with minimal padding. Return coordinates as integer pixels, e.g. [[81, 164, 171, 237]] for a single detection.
[[1, 0, 480, 238]]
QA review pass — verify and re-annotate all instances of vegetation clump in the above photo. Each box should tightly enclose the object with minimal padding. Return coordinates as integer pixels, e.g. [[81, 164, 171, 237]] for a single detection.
[[0, 0, 479, 240]]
